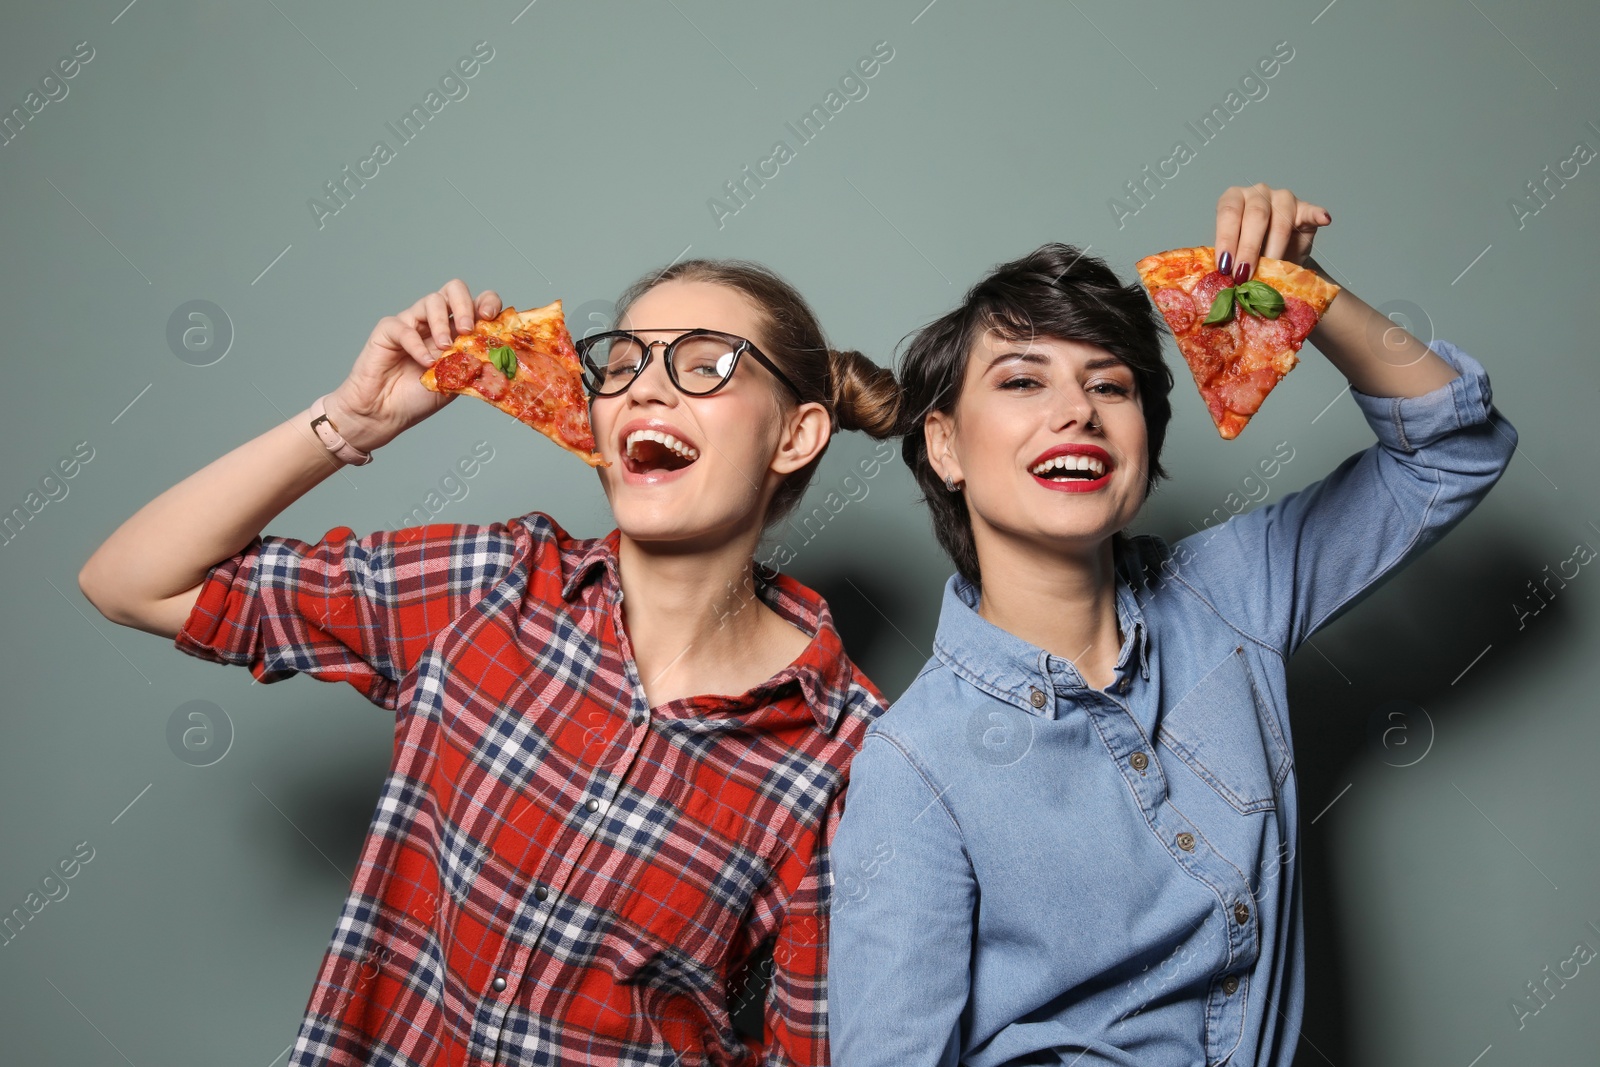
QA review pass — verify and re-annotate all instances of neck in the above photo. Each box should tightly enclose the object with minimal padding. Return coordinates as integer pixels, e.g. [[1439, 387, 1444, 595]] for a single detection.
[[615, 528, 775, 696], [974, 531, 1124, 680]]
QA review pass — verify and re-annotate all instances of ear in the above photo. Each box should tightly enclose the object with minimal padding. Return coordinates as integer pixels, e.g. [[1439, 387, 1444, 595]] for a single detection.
[[923, 409, 962, 484], [770, 400, 833, 476]]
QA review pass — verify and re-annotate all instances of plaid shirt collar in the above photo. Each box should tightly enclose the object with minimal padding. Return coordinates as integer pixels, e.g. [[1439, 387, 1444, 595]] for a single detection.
[[560, 526, 854, 734]]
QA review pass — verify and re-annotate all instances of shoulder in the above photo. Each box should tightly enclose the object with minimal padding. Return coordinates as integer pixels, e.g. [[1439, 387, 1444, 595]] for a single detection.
[[838, 664, 891, 729], [836, 676, 973, 843], [499, 511, 622, 603], [349, 511, 621, 614], [855, 656, 972, 778]]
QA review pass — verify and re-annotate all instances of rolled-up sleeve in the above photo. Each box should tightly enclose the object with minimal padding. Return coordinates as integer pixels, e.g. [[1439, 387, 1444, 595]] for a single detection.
[[1173, 338, 1518, 657], [828, 731, 974, 1067], [174, 521, 520, 710]]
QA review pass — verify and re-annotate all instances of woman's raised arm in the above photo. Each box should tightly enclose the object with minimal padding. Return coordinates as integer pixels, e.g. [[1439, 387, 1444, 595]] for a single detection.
[[78, 280, 501, 639], [1171, 185, 1516, 657]]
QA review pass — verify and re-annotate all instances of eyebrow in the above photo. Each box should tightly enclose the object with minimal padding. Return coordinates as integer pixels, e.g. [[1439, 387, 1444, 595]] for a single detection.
[[986, 350, 1130, 372]]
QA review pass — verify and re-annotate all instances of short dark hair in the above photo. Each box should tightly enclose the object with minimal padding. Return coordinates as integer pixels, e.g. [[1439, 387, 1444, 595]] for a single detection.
[[895, 242, 1174, 587]]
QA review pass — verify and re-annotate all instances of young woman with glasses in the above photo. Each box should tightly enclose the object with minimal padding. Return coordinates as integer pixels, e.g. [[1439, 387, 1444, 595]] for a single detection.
[[826, 183, 1518, 1066], [79, 262, 897, 1066]]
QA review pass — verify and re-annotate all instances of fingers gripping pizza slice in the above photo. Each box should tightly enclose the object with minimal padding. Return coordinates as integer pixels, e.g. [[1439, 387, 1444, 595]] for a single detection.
[[1136, 247, 1340, 440], [421, 299, 609, 467]]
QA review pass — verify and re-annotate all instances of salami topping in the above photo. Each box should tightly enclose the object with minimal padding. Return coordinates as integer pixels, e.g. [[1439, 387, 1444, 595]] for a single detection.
[[1239, 306, 1292, 352], [1191, 270, 1235, 314], [1188, 327, 1235, 385], [479, 361, 512, 400], [1214, 367, 1281, 416], [432, 351, 481, 392], [559, 402, 596, 453], [1281, 296, 1318, 346], [1153, 288, 1198, 335], [509, 378, 553, 421]]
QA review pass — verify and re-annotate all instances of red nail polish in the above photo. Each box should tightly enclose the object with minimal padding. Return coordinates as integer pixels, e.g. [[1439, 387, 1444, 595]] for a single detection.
[[1217, 250, 1232, 274], [1234, 261, 1252, 284]]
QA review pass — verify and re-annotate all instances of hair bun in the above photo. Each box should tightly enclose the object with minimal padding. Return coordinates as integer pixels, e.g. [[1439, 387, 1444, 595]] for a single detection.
[[827, 348, 900, 439]]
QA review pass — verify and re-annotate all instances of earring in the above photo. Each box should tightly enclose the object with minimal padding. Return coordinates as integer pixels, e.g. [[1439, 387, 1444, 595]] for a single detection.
[[943, 474, 961, 491]]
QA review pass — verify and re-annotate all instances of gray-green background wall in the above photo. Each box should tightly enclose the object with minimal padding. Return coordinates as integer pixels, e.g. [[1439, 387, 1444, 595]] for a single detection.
[[2, 1, 1596, 1063]]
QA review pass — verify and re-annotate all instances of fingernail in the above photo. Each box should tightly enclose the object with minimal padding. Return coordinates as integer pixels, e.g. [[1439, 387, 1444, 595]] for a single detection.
[[1234, 261, 1252, 284], [1216, 250, 1232, 274], [1321, 210, 1332, 223]]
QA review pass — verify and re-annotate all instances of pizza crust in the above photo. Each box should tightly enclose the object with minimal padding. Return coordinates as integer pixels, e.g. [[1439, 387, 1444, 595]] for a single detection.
[[1134, 246, 1216, 292], [1250, 256, 1341, 314]]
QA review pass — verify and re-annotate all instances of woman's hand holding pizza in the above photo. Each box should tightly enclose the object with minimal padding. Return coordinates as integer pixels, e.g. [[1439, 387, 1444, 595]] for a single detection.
[[1211, 182, 1332, 282], [1203, 182, 1460, 399], [324, 279, 503, 454]]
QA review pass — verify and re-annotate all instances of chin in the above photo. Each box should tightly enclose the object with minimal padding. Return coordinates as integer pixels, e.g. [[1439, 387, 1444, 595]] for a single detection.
[[611, 502, 734, 550], [1017, 505, 1131, 551]]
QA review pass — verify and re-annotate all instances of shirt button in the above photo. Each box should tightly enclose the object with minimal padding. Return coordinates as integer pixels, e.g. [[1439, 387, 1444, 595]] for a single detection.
[[585, 798, 600, 813], [631, 714, 645, 727], [1129, 751, 1148, 772], [1222, 975, 1239, 995], [533, 885, 549, 902], [491, 977, 507, 992], [1234, 902, 1250, 925], [1176, 832, 1196, 852], [1117, 677, 1130, 694], [1028, 687, 1046, 708]]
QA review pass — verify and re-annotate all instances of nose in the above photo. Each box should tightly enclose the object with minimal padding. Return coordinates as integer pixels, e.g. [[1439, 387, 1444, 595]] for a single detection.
[[621, 340, 679, 405], [1048, 379, 1098, 433]]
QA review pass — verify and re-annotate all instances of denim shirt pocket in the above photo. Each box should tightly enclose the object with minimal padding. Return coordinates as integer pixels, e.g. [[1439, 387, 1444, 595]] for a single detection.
[[1156, 647, 1288, 815]]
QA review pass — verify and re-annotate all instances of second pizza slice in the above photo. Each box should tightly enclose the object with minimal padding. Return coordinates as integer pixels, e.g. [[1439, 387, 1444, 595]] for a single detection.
[[1136, 247, 1340, 440]]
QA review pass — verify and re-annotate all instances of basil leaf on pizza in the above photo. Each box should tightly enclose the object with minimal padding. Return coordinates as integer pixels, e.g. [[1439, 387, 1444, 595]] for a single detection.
[[1203, 286, 1236, 326], [1235, 280, 1286, 319], [489, 345, 518, 380]]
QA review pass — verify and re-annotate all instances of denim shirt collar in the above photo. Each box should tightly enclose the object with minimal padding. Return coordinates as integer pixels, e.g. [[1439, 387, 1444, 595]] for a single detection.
[[931, 532, 1152, 716]]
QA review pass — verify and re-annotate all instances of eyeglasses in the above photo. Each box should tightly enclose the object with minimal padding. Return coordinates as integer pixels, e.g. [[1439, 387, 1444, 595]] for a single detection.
[[575, 328, 804, 400]]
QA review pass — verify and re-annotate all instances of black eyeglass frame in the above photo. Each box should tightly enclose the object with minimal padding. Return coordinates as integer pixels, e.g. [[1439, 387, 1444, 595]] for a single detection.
[[574, 328, 805, 401]]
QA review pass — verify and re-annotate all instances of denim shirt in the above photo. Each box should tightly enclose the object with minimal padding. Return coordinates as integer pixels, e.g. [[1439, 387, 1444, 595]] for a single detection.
[[827, 339, 1517, 1067]]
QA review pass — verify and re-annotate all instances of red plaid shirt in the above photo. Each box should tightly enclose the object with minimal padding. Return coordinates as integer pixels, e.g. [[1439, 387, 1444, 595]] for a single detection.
[[175, 511, 886, 1066]]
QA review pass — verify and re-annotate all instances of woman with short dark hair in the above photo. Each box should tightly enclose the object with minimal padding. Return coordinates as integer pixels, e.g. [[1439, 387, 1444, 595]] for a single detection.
[[827, 183, 1518, 1067]]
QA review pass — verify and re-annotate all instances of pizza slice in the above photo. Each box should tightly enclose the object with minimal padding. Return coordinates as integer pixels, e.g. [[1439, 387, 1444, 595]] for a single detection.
[[1135, 247, 1340, 439], [421, 299, 609, 467]]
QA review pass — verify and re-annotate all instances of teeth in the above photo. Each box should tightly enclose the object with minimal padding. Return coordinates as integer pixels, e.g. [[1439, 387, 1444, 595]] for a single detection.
[[625, 428, 700, 462], [1031, 453, 1106, 477]]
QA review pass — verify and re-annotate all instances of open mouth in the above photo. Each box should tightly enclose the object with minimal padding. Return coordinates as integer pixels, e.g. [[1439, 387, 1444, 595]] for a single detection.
[[1029, 453, 1108, 483], [622, 428, 701, 476]]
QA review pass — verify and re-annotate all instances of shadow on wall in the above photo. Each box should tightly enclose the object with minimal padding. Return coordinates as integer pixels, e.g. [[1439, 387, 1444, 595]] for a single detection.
[[242, 758, 390, 896], [1279, 521, 1571, 1064], [804, 567, 926, 692]]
